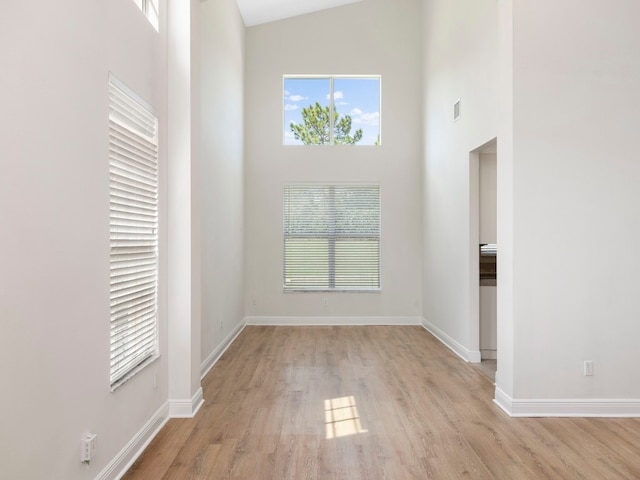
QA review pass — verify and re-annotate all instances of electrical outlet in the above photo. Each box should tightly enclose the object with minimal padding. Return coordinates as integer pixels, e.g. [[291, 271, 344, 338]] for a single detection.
[[584, 360, 593, 376], [81, 433, 97, 464], [322, 297, 328, 307]]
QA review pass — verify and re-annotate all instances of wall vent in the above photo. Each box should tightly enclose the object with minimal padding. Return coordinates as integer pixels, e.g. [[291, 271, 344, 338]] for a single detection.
[[453, 98, 461, 121]]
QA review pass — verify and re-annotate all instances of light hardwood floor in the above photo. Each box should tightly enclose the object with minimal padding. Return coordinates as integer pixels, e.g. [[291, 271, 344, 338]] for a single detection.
[[123, 326, 640, 479]]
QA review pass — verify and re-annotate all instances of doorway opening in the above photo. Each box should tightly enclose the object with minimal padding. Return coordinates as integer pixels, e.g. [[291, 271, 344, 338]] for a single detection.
[[469, 138, 497, 381]]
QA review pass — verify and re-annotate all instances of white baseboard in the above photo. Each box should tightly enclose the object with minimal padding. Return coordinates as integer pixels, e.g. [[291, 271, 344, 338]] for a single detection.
[[96, 402, 170, 480], [169, 387, 204, 418], [421, 318, 481, 363], [100, 321, 247, 480], [244, 316, 422, 326], [201, 321, 246, 379], [494, 387, 640, 417], [481, 349, 497, 360]]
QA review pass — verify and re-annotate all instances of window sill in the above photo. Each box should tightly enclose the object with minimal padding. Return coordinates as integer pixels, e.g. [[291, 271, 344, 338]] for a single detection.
[[110, 354, 160, 392], [283, 289, 382, 293]]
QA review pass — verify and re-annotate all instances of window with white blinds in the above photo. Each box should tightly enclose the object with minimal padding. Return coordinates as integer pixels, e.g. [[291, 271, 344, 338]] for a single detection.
[[283, 185, 380, 292], [109, 77, 159, 388]]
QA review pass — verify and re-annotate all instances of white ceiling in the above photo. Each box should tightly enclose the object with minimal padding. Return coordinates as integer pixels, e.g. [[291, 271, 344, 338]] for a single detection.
[[236, 0, 364, 27]]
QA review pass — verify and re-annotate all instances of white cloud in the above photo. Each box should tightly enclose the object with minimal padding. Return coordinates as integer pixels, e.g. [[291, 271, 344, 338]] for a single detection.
[[288, 94, 306, 102], [326, 91, 345, 101], [284, 104, 299, 111], [350, 109, 380, 126], [337, 101, 349, 106], [284, 90, 291, 96]]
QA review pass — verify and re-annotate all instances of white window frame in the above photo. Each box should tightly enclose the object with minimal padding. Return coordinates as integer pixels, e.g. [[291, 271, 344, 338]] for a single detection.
[[283, 75, 381, 146], [108, 75, 159, 389], [283, 184, 381, 292], [133, 0, 159, 30]]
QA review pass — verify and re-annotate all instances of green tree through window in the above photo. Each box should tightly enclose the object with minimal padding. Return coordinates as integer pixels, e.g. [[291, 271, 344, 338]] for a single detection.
[[290, 102, 363, 145], [284, 76, 381, 145]]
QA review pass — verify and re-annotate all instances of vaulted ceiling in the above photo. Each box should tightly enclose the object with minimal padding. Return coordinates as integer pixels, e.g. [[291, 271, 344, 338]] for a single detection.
[[236, 0, 364, 26]]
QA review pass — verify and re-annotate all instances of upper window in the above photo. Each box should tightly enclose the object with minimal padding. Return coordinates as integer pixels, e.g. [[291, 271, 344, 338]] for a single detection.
[[283, 184, 381, 292], [108, 76, 159, 388], [283, 76, 381, 146], [133, 0, 159, 30]]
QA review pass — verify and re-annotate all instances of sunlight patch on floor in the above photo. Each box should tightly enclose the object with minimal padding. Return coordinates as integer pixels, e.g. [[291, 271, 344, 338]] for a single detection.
[[325, 396, 368, 439]]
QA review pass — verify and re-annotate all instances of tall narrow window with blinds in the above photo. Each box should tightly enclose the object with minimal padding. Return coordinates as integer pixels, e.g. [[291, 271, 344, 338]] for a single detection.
[[283, 185, 380, 292], [108, 77, 159, 388]]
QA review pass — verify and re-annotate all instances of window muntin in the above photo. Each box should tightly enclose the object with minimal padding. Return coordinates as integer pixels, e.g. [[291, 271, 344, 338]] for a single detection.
[[283, 76, 381, 146], [283, 185, 380, 291], [108, 76, 159, 388]]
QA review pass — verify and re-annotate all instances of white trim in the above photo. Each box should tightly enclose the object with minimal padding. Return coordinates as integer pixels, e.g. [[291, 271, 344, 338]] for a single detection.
[[96, 402, 169, 480], [480, 349, 497, 360], [244, 316, 422, 326], [421, 318, 482, 363], [201, 321, 246, 379], [493, 386, 514, 416], [494, 387, 640, 417], [169, 387, 204, 418]]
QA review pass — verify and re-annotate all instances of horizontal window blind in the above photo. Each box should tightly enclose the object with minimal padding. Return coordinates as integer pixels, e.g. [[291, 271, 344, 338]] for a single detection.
[[109, 78, 159, 387], [283, 185, 380, 291]]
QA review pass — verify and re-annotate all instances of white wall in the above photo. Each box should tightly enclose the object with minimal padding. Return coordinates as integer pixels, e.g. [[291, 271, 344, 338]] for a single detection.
[[200, 0, 246, 369], [479, 286, 497, 357], [0, 0, 168, 478], [479, 153, 497, 245], [508, 0, 640, 402], [244, 0, 423, 323], [421, 0, 499, 355], [425, 0, 640, 412]]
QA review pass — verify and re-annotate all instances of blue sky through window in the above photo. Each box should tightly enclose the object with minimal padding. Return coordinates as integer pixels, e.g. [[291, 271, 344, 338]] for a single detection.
[[283, 77, 381, 145]]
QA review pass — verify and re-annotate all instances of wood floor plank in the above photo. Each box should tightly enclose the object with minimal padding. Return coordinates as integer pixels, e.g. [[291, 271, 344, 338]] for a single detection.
[[123, 326, 640, 479]]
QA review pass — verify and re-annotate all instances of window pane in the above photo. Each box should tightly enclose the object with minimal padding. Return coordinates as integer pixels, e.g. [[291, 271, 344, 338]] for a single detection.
[[283, 185, 380, 291], [284, 238, 330, 289], [334, 186, 380, 235], [335, 238, 380, 289], [284, 185, 332, 234], [333, 78, 381, 145], [283, 78, 330, 145], [147, 0, 159, 30]]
